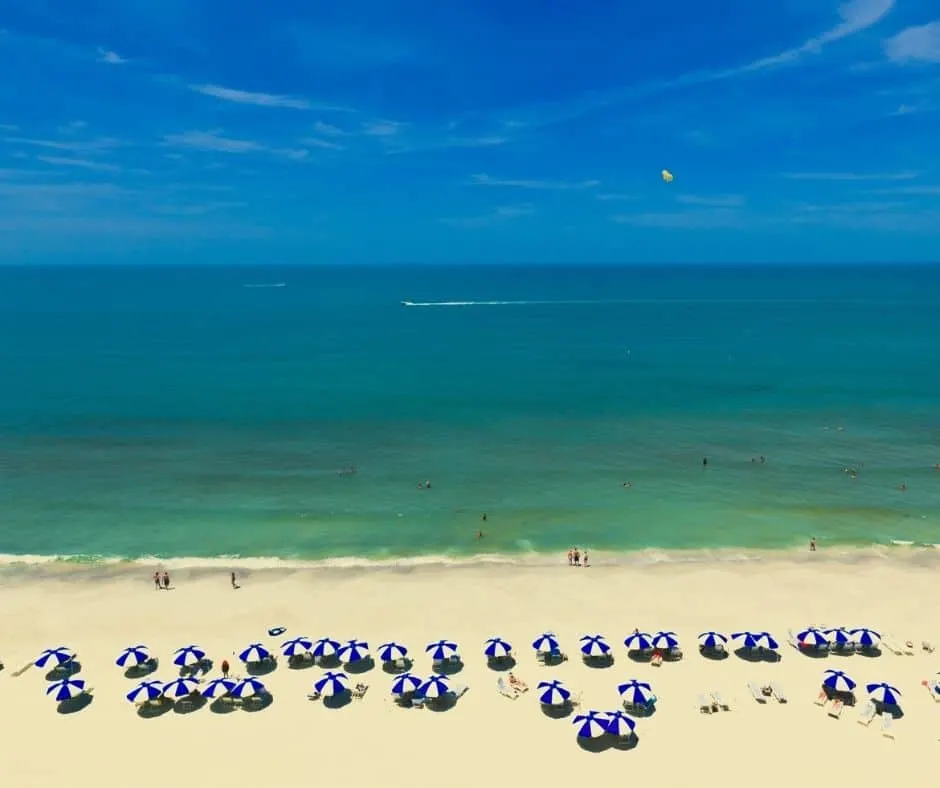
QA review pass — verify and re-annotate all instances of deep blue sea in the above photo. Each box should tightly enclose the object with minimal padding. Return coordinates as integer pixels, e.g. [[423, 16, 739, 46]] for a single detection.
[[1, 264, 938, 565]]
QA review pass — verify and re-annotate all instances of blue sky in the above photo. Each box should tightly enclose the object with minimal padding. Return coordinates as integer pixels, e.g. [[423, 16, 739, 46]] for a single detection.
[[1, 0, 939, 264]]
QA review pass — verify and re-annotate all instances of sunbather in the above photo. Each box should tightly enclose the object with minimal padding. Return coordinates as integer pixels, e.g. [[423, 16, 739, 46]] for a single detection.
[[508, 672, 528, 692]]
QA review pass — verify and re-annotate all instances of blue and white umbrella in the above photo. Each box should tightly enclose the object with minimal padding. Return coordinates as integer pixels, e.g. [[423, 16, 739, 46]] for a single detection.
[[282, 637, 314, 658], [391, 673, 423, 695], [201, 678, 236, 699], [623, 632, 654, 651], [537, 679, 571, 706], [532, 633, 560, 653], [755, 632, 779, 650], [35, 647, 76, 669], [580, 635, 611, 657], [162, 677, 199, 699], [617, 679, 654, 705], [866, 682, 901, 706], [605, 710, 637, 737], [484, 637, 513, 659], [797, 628, 829, 649], [116, 645, 150, 668], [377, 642, 409, 663], [426, 640, 459, 662], [337, 640, 370, 663], [572, 711, 610, 739], [313, 671, 350, 697], [822, 670, 857, 693], [231, 677, 266, 699], [418, 674, 451, 699], [311, 637, 341, 659], [825, 628, 852, 647], [172, 645, 206, 667], [47, 678, 86, 702], [651, 631, 679, 650], [698, 631, 728, 649], [238, 643, 271, 663], [732, 631, 778, 650], [851, 628, 881, 648], [127, 680, 163, 703]]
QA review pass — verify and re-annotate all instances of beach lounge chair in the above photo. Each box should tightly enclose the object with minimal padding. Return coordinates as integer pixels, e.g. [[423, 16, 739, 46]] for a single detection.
[[508, 676, 528, 693], [770, 682, 787, 703], [881, 714, 895, 739], [650, 652, 663, 667], [497, 677, 519, 700], [697, 694, 714, 714], [393, 657, 408, 670], [880, 636, 903, 656], [451, 684, 469, 700], [856, 701, 876, 726], [351, 683, 369, 699], [786, 629, 802, 651], [710, 691, 729, 711], [747, 682, 766, 704], [411, 695, 426, 709], [569, 692, 582, 709], [828, 698, 844, 719], [814, 689, 828, 707], [922, 641, 935, 654], [920, 680, 940, 702], [306, 691, 321, 701]]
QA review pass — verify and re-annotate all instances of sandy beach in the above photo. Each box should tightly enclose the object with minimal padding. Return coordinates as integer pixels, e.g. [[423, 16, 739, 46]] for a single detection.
[[2, 554, 938, 786]]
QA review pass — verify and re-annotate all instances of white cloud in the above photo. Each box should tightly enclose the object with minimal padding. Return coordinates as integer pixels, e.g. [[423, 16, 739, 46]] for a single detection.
[[676, 194, 744, 208], [298, 137, 344, 150], [163, 130, 261, 153], [884, 22, 940, 62], [782, 170, 919, 181], [97, 47, 126, 65], [362, 121, 403, 136], [471, 173, 599, 190], [190, 84, 312, 110], [3, 136, 120, 152], [442, 204, 534, 228], [313, 121, 346, 136], [35, 155, 120, 172], [595, 193, 635, 201], [613, 209, 744, 229]]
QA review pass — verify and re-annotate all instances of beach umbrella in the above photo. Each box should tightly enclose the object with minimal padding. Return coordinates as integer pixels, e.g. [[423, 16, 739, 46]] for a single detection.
[[825, 628, 852, 647], [617, 679, 653, 705], [426, 639, 459, 661], [651, 631, 679, 650], [314, 671, 349, 697], [580, 635, 611, 658], [377, 642, 408, 663], [698, 631, 728, 649], [311, 637, 341, 659], [537, 679, 571, 706], [797, 628, 829, 649], [623, 632, 654, 651], [282, 637, 314, 658], [127, 680, 163, 703], [390, 673, 422, 695], [337, 639, 369, 663], [851, 628, 881, 648], [484, 637, 513, 659], [866, 682, 901, 706], [605, 710, 637, 737], [201, 678, 236, 699], [116, 645, 150, 668], [172, 645, 206, 667], [572, 711, 610, 739], [238, 643, 271, 663], [532, 633, 559, 653], [418, 674, 451, 699], [732, 631, 778, 650], [162, 677, 199, 699], [35, 646, 76, 669], [231, 677, 266, 699], [46, 678, 86, 702], [822, 670, 857, 694]]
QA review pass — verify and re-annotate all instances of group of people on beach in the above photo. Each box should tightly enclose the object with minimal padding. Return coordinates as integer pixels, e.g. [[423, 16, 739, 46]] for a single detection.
[[567, 547, 588, 567], [152, 571, 170, 590]]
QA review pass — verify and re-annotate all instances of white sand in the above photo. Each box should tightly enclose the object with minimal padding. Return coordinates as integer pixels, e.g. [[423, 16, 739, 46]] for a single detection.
[[1, 556, 938, 786]]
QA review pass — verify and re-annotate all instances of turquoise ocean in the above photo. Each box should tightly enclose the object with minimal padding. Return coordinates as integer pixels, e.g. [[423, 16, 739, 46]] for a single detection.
[[1, 264, 938, 567]]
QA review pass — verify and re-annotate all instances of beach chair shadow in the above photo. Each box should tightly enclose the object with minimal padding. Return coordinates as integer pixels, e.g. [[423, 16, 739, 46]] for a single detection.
[[57, 693, 93, 715], [539, 651, 568, 667], [823, 686, 857, 707], [856, 647, 882, 659], [699, 647, 729, 661], [577, 736, 612, 754], [345, 657, 374, 675], [323, 691, 352, 710], [382, 658, 413, 675], [246, 659, 277, 677], [180, 659, 213, 678], [209, 697, 237, 715], [125, 658, 158, 679], [609, 732, 640, 751], [436, 659, 464, 676], [487, 656, 516, 672], [875, 702, 903, 720], [173, 694, 207, 715], [583, 654, 614, 669], [541, 702, 573, 719], [624, 700, 657, 718], [734, 648, 779, 663], [46, 660, 82, 681], [137, 700, 173, 719], [241, 692, 274, 713]]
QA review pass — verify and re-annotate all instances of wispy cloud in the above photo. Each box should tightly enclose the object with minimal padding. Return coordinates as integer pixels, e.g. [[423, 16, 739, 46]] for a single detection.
[[362, 121, 404, 136], [867, 185, 940, 196], [190, 84, 313, 110], [163, 130, 262, 153], [613, 208, 744, 229], [442, 204, 534, 228], [781, 171, 919, 181], [884, 22, 940, 63], [471, 173, 599, 190], [675, 194, 745, 208], [595, 193, 635, 201], [97, 47, 126, 65], [35, 155, 120, 172], [298, 137, 344, 151], [313, 121, 346, 136], [3, 136, 121, 153]]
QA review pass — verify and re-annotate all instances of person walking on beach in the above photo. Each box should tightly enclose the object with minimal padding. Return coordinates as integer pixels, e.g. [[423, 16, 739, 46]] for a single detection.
[[221, 659, 230, 679], [567, 548, 573, 566], [809, 537, 817, 552], [153, 571, 160, 590], [583, 551, 589, 567], [231, 572, 239, 589], [573, 547, 581, 567], [162, 571, 170, 590]]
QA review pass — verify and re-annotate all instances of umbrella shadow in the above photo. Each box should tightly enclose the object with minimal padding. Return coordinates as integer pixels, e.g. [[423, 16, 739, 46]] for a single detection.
[[626, 651, 651, 664], [345, 657, 374, 675], [241, 692, 274, 713], [624, 703, 656, 718], [46, 661, 82, 681], [137, 700, 172, 719], [425, 694, 458, 713], [180, 659, 213, 678], [125, 658, 159, 679], [173, 695, 207, 714], [209, 697, 238, 715], [541, 703, 573, 719], [857, 647, 882, 659], [382, 658, 413, 675], [609, 733, 640, 751], [699, 648, 729, 661], [583, 655, 614, 669], [57, 693, 93, 715], [317, 655, 341, 669], [577, 736, 612, 754], [797, 647, 829, 660], [734, 648, 779, 663], [487, 656, 516, 672], [247, 660, 277, 677], [288, 656, 317, 670], [323, 691, 352, 710], [435, 659, 463, 676], [875, 703, 903, 719]]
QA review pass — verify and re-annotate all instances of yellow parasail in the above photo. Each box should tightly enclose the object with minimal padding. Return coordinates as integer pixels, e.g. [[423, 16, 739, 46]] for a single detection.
[[661, 169, 674, 183]]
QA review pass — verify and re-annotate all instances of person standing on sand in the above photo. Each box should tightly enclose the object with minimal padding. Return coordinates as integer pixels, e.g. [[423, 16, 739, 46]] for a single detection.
[[153, 571, 160, 590], [162, 571, 170, 589], [231, 572, 239, 589], [809, 537, 817, 552], [567, 548, 573, 566]]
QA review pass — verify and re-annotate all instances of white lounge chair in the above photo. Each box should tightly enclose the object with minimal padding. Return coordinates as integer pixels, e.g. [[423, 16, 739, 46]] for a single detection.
[[922, 680, 940, 702], [411, 695, 426, 709], [711, 691, 729, 711], [351, 683, 369, 699], [856, 701, 876, 726], [770, 681, 787, 703], [450, 684, 469, 699], [747, 682, 766, 703], [697, 693, 714, 714], [923, 641, 935, 654], [306, 691, 321, 701], [881, 714, 895, 739], [497, 677, 518, 700], [827, 698, 844, 718], [880, 636, 903, 655], [786, 629, 801, 650], [814, 689, 828, 707]]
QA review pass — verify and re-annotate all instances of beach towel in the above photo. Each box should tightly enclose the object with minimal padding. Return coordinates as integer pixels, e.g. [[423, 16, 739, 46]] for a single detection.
[[268, 626, 286, 637]]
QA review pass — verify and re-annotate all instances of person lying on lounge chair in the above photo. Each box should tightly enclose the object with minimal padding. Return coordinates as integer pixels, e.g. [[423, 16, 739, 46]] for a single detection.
[[508, 673, 528, 692]]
